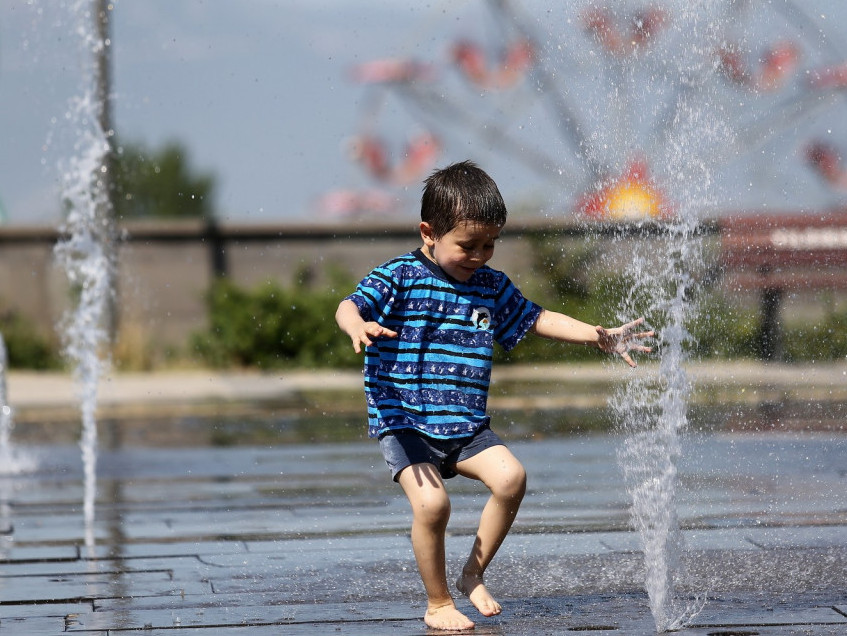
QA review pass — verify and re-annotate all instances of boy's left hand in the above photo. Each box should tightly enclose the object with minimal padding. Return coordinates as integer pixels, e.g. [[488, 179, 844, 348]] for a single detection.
[[596, 317, 654, 368]]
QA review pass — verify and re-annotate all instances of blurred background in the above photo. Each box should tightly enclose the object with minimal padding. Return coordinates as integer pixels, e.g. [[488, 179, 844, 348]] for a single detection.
[[1, 0, 847, 372]]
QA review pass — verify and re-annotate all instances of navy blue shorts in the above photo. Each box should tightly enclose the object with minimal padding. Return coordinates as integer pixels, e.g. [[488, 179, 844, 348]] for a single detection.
[[378, 426, 504, 481]]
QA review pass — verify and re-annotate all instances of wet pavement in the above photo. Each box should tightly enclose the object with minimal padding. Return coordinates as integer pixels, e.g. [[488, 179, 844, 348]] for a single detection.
[[1, 430, 845, 635]]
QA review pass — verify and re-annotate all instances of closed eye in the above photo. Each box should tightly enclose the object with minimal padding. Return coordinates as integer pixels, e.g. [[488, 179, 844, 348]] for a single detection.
[[460, 241, 496, 251]]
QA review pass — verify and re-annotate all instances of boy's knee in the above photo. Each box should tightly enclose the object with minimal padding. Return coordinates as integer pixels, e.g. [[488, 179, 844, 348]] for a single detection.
[[493, 463, 526, 501], [413, 489, 452, 525], [511, 464, 528, 498]]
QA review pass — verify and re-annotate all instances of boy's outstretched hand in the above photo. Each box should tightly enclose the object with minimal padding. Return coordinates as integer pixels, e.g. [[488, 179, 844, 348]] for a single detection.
[[348, 322, 398, 354], [336, 299, 398, 353], [596, 317, 654, 368]]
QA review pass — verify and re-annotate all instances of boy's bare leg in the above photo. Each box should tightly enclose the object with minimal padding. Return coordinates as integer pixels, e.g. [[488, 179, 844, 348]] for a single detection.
[[397, 463, 475, 631], [454, 445, 527, 617]]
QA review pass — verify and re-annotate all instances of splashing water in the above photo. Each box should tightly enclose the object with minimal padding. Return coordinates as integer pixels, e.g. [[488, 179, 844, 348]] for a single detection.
[[1, 331, 37, 560], [52, 0, 115, 549], [0, 333, 13, 467], [592, 1, 732, 631], [0, 334, 36, 476]]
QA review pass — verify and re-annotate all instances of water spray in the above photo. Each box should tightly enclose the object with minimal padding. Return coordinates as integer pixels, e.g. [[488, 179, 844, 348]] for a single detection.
[[53, 0, 116, 550]]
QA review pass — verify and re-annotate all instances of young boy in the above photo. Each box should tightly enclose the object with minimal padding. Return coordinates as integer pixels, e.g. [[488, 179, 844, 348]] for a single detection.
[[335, 160, 652, 631]]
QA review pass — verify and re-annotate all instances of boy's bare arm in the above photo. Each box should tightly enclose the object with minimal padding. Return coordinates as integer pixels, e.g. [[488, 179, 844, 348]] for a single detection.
[[335, 299, 398, 354], [530, 309, 602, 345], [530, 309, 653, 368]]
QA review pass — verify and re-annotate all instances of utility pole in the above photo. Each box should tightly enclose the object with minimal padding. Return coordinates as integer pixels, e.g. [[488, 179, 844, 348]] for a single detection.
[[94, 0, 119, 343]]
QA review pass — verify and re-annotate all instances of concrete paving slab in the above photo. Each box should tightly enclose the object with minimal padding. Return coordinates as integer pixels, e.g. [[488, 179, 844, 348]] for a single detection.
[[0, 570, 207, 606], [66, 600, 425, 632], [0, 615, 102, 635], [591, 525, 847, 553], [683, 593, 847, 634], [0, 545, 79, 563], [679, 528, 761, 551], [95, 539, 249, 559], [691, 605, 847, 628], [92, 591, 300, 612], [743, 525, 847, 549], [110, 627, 413, 636], [203, 543, 411, 572], [474, 531, 615, 558]]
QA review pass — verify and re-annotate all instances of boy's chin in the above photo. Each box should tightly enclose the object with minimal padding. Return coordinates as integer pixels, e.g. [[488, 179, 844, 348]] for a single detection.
[[451, 270, 475, 281]]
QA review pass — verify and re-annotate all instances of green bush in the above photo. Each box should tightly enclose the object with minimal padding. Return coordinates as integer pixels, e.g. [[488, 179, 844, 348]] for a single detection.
[[782, 310, 847, 362], [191, 274, 361, 369], [0, 308, 62, 370], [686, 293, 760, 360], [496, 235, 610, 364]]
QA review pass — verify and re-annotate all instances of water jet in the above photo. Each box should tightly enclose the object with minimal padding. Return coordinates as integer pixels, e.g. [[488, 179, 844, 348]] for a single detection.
[[52, 0, 117, 550]]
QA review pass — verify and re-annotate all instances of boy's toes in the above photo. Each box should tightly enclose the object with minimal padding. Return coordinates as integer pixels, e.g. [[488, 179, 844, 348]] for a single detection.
[[424, 604, 475, 631], [456, 575, 501, 617]]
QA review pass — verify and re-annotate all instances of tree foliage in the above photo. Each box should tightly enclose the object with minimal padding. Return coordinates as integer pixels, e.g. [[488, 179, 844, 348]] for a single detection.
[[112, 140, 216, 220]]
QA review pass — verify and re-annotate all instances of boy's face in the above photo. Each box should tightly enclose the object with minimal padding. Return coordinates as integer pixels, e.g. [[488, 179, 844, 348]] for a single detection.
[[420, 220, 501, 282]]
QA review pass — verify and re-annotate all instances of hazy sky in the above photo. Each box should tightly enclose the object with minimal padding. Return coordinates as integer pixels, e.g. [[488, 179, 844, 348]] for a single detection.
[[1, 0, 846, 226]]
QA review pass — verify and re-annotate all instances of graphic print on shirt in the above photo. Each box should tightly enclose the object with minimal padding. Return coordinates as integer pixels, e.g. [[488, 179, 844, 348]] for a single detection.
[[471, 306, 492, 330]]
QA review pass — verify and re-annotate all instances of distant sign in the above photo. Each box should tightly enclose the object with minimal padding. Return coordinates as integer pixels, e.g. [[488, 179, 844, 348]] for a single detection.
[[769, 226, 847, 251], [720, 211, 847, 289]]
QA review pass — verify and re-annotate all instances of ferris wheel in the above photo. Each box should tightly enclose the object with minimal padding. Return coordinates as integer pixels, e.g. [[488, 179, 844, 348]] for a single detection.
[[320, 0, 847, 221]]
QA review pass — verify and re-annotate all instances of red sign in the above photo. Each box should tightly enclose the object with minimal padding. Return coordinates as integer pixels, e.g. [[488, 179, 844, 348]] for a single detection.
[[720, 211, 847, 289]]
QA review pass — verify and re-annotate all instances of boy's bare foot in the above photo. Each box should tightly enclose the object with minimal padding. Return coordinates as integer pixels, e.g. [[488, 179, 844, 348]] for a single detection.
[[424, 602, 475, 631], [456, 573, 501, 617]]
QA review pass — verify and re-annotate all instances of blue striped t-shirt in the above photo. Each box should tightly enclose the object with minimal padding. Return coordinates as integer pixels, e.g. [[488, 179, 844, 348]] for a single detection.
[[346, 249, 542, 439]]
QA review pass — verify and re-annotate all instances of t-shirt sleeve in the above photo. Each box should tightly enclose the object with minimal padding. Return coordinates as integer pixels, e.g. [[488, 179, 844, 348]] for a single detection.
[[491, 274, 542, 352], [344, 266, 396, 323]]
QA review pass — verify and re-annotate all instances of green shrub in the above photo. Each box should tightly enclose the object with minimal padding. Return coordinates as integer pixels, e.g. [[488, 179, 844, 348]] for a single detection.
[[782, 310, 847, 362], [686, 293, 760, 360], [685, 293, 847, 362], [191, 274, 361, 369], [496, 235, 610, 364], [0, 309, 62, 370]]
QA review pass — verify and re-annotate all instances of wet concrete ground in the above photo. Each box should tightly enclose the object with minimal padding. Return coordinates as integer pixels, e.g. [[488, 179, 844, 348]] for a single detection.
[[1, 433, 846, 634]]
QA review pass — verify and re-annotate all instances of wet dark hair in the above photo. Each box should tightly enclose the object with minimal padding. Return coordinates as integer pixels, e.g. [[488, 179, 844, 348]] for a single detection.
[[421, 160, 507, 238]]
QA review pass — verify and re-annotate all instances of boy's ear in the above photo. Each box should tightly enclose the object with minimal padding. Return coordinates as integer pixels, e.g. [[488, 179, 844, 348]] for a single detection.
[[419, 221, 436, 247]]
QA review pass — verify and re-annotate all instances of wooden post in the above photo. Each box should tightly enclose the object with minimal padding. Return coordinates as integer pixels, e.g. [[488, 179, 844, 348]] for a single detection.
[[758, 286, 783, 361]]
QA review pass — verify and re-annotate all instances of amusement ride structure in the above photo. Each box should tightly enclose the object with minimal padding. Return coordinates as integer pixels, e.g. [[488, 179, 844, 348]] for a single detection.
[[320, 0, 847, 222]]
